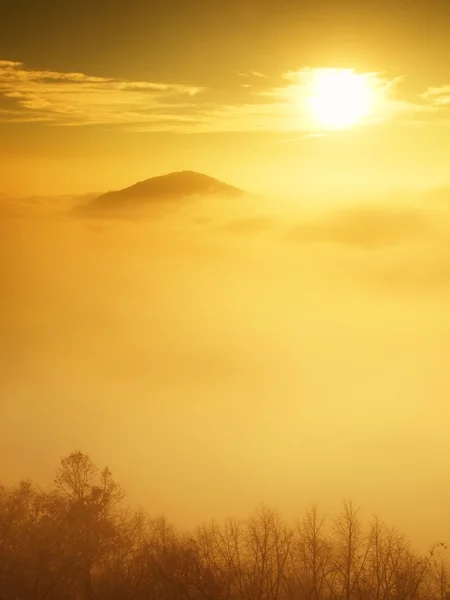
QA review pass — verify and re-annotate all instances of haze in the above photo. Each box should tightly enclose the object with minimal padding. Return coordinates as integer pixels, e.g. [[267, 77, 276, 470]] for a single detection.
[[2, 0, 450, 564]]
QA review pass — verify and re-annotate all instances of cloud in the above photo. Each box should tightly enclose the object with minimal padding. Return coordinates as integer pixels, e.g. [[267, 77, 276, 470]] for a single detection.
[[0, 61, 440, 132], [290, 205, 435, 249], [0, 60, 206, 128], [4, 184, 450, 302], [286, 192, 450, 292], [236, 70, 269, 78], [422, 85, 450, 107], [4, 178, 450, 545], [416, 84, 450, 125], [0, 192, 99, 222]]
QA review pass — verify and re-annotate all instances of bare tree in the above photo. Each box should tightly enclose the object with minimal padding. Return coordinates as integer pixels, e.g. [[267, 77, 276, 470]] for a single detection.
[[288, 504, 335, 600], [53, 451, 125, 600], [243, 505, 293, 600], [392, 542, 448, 600], [2, 451, 450, 600], [426, 544, 450, 600], [55, 450, 98, 502], [359, 516, 407, 600], [197, 516, 248, 599], [333, 500, 371, 600]]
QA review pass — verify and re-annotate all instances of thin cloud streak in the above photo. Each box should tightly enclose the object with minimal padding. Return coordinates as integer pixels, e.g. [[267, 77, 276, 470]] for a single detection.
[[237, 70, 269, 78], [422, 85, 450, 106], [0, 60, 206, 128]]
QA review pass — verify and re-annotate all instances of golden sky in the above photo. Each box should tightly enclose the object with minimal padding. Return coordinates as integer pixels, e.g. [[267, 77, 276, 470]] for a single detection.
[[2, 0, 450, 195], [2, 0, 450, 552]]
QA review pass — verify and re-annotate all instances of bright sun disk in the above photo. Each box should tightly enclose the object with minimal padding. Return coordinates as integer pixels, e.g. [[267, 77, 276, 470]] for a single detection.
[[307, 69, 374, 130]]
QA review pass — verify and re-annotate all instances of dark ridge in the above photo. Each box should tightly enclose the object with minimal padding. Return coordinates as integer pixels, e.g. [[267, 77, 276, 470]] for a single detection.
[[83, 170, 247, 211]]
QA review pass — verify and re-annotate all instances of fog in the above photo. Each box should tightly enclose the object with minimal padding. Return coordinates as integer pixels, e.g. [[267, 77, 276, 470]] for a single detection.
[[2, 187, 450, 550]]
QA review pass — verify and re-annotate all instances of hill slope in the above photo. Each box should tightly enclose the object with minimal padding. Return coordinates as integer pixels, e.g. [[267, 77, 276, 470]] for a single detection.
[[84, 170, 247, 212]]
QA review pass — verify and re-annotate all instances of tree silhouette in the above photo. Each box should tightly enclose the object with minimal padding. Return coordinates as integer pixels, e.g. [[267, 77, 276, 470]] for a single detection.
[[0, 451, 448, 600]]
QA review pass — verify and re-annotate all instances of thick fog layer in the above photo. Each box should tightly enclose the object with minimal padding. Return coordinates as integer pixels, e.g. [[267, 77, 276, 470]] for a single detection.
[[2, 187, 450, 549]]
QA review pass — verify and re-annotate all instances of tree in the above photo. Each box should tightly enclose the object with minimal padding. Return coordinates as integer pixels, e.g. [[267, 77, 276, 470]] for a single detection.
[[288, 504, 335, 600], [426, 544, 450, 600], [52, 450, 125, 600], [1, 450, 450, 600], [333, 500, 370, 600], [244, 505, 293, 600]]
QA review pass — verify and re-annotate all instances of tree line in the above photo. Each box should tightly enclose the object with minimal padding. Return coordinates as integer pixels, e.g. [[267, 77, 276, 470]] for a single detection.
[[0, 450, 448, 600]]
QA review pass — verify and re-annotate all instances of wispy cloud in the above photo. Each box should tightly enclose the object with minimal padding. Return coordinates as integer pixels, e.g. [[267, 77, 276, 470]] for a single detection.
[[0, 60, 206, 128], [237, 70, 269, 79], [422, 85, 450, 107], [0, 61, 437, 133]]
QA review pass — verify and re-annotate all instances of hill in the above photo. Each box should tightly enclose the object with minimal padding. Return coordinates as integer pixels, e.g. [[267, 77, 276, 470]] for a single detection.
[[82, 170, 247, 213]]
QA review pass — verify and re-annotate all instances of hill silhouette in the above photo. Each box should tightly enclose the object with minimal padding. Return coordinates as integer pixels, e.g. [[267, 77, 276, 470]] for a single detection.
[[82, 170, 247, 213]]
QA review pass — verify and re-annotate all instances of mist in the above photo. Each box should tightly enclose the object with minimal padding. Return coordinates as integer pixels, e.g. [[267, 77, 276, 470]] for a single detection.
[[2, 186, 450, 551]]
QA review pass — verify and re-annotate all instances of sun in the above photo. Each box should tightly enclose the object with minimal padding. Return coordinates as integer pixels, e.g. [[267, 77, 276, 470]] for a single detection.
[[307, 69, 374, 130]]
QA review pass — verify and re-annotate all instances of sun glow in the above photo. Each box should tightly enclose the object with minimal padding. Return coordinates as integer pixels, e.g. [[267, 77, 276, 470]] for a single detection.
[[307, 69, 374, 130]]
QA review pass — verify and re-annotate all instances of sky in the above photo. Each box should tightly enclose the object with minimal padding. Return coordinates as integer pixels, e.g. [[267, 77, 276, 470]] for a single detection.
[[2, 0, 450, 196], [2, 0, 450, 552]]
